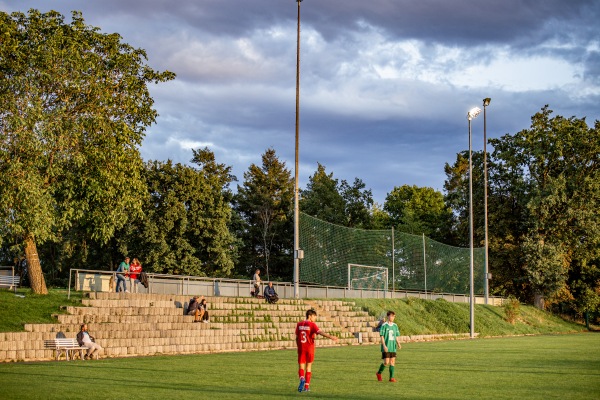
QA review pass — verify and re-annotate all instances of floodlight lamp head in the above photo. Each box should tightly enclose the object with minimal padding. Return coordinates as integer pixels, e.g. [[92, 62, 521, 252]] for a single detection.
[[467, 107, 482, 120], [483, 98, 491, 107]]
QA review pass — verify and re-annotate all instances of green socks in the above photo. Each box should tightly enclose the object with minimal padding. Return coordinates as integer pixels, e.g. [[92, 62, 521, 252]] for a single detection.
[[378, 363, 385, 374], [389, 366, 395, 379]]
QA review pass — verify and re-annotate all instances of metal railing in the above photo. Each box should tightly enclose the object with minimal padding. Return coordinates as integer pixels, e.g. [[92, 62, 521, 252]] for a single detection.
[[68, 268, 505, 305]]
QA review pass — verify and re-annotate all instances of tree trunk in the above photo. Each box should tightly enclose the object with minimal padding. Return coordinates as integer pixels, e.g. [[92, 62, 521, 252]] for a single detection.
[[534, 293, 545, 310], [25, 234, 48, 294]]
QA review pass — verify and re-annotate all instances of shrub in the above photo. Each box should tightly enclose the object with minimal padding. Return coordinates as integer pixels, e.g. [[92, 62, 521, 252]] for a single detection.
[[504, 296, 521, 324]]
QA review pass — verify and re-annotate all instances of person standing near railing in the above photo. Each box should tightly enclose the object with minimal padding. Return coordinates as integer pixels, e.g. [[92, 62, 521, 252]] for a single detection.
[[252, 269, 261, 297], [129, 258, 142, 293], [116, 257, 130, 292]]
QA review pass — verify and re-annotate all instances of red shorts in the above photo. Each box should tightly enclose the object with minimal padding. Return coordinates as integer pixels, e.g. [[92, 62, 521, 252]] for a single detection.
[[297, 349, 315, 364]]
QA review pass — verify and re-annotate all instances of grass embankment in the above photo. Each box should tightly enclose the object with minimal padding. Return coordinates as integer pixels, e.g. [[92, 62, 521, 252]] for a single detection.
[[0, 288, 586, 336], [0, 288, 83, 332], [351, 297, 586, 336]]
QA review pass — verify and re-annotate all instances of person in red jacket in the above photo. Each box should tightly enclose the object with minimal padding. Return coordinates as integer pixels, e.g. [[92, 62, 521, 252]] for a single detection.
[[295, 309, 338, 392], [129, 258, 142, 293]]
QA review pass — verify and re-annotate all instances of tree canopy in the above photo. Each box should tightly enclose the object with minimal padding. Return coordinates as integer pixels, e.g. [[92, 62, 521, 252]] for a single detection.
[[384, 184, 452, 242], [233, 148, 294, 281], [0, 10, 175, 293], [300, 163, 374, 228], [119, 149, 236, 277], [491, 106, 600, 309]]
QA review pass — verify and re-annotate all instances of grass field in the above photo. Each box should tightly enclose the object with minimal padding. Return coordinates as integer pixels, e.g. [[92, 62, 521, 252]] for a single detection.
[[0, 334, 598, 399]]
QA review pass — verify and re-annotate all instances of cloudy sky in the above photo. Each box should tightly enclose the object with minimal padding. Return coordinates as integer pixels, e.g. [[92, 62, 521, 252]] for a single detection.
[[3, 1, 600, 204]]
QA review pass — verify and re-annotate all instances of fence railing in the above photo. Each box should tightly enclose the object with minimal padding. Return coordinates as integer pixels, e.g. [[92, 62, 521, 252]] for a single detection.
[[68, 268, 505, 306]]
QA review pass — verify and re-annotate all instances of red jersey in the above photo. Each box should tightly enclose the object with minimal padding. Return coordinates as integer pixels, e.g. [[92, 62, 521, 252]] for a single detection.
[[129, 263, 142, 280], [296, 320, 320, 352]]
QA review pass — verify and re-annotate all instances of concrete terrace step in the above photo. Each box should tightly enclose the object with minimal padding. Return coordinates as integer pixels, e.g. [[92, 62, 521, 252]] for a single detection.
[[53, 312, 336, 325], [0, 333, 353, 352], [81, 299, 180, 308], [64, 306, 185, 316], [79, 299, 310, 312], [0, 337, 358, 362], [24, 319, 346, 334], [86, 292, 306, 305]]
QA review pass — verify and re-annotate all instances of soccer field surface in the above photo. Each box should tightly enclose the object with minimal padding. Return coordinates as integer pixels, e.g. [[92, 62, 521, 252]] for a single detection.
[[0, 334, 598, 399]]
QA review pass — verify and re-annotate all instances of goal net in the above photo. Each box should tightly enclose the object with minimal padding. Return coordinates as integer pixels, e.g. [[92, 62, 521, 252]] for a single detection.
[[299, 212, 485, 295], [348, 264, 388, 291]]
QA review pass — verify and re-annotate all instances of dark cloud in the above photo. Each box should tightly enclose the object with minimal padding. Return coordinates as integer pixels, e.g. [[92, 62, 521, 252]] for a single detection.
[[3, 0, 599, 203]]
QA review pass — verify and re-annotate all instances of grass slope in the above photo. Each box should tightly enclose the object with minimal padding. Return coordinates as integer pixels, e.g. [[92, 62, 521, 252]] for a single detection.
[[0, 334, 598, 399], [0, 289, 84, 332], [351, 297, 586, 337]]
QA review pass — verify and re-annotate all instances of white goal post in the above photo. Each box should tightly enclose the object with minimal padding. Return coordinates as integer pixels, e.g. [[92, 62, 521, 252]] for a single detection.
[[347, 263, 389, 291]]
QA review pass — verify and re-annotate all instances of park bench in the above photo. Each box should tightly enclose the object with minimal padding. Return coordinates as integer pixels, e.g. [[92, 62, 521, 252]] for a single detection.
[[44, 338, 88, 361], [0, 274, 19, 293]]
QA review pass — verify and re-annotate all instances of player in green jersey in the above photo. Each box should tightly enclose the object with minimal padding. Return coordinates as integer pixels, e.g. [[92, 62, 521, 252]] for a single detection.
[[376, 310, 402, 382]]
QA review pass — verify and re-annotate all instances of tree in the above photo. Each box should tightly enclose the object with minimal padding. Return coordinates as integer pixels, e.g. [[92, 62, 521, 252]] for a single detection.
[[300, 163, 346, 225], [491, 106, 600, 309], [443, 152, 471, 246], [384, 185, 452, 242], [0, 10, 175, 293], [233, 148, 294, 281], [443, 148, 532, 300], [123, 149, 236, 277], [340, 178, 374, 228], [300, 163, 373, 228]]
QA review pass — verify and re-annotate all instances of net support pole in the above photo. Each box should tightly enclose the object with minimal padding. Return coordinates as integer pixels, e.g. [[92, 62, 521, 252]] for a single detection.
[[385, 268, 389, 294], [423, 233, 427, 299], [293, 0, 302, 299], [392, 227, 395, 293], [468, 113, 475, 339]]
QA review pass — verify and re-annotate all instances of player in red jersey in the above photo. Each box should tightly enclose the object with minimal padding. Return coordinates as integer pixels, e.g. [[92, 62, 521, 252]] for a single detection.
[[295, 308, 339, 392]]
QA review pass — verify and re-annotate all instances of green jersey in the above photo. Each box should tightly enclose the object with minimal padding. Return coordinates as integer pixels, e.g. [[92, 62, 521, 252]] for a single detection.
[[380, 322, 400, 352]]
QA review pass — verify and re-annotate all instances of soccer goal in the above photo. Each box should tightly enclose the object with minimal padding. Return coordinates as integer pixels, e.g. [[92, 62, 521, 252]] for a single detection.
[[347, 264, 388, 291]]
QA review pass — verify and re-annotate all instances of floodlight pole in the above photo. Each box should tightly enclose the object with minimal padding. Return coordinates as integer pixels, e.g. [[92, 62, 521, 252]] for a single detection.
[[483, 98, 491, 305], [467, 107, 481, 339], [293, 0, 303, 298]]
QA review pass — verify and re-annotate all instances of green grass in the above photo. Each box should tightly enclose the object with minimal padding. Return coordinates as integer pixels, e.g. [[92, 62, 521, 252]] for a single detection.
[[0, 334, 598, 399], [0, 288, 84, 332], [351, 298, 586, 336]]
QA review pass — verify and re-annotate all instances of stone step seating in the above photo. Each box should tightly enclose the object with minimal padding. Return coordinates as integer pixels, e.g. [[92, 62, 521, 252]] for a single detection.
[[0, 293, 378, 362]]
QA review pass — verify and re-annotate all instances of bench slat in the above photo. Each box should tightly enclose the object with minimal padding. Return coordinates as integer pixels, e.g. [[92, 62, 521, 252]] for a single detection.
[[0, 275, 19, 293], [43, 338, 87, 361]]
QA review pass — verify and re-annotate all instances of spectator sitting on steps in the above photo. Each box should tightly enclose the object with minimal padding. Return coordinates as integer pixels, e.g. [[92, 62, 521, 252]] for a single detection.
[[264, 281, 279, 304], [187, 295, 206, 323], [198, 296, 209, 323]]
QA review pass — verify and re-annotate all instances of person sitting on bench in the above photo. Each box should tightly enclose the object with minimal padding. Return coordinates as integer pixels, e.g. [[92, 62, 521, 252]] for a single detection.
[[76, 324, 103, 360], [264, 281, 279, 304]]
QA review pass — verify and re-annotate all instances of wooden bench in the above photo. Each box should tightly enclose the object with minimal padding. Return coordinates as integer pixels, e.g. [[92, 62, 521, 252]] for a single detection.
[[0, 275, 19, 293], [44, 338, 88, 361]]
